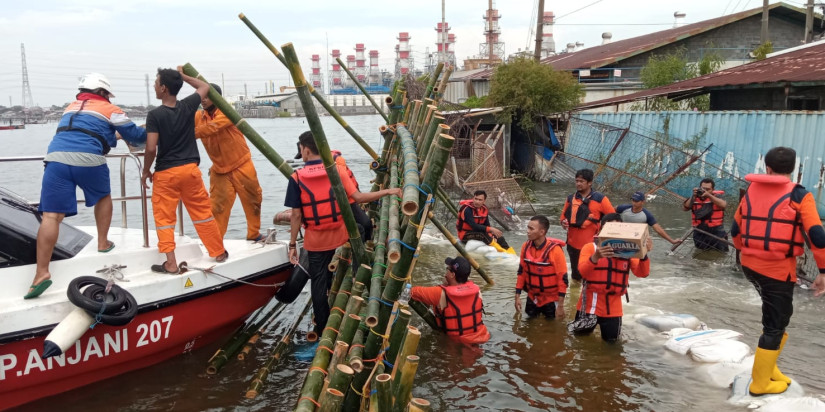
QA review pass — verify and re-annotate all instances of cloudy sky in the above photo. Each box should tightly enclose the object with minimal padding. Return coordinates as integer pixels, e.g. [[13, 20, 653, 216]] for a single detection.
[[0, 0, 802, 107]]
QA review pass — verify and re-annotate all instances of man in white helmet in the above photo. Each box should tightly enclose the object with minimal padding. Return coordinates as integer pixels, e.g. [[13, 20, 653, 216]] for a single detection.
[[25, 73, 147, 299]]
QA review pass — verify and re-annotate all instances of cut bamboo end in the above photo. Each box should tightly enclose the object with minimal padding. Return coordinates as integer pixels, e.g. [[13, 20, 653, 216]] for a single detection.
[[350, 358, 364, 372], [365, 314, 379, 328], [388, 250, 401, 264], [328, 260, 338, 272], [306, 331, 319, 342], [385, 96, 394, 105], [379, 124, 389, 133], [244, 389, 259, 399], [370, 160, 380, 170], [408, 398, 431, 412], [438, 124, 450, 132], [376, 373, 392, 383], [206, 365, 218, 375], [401, 201, 419, 216], [336, 363, 354, 376]]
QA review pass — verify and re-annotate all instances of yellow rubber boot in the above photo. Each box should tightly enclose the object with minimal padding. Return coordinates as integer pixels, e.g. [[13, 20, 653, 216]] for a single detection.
[[749, 347, 789, 396], [771, 332, 792, 385]]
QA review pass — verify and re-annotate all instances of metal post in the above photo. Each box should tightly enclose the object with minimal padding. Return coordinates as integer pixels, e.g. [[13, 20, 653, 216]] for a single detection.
[[177, 201, 184, 236], [534, 0, 545, 61], [120, 157, 128, 228], [805, 0, 815, 43], [761, 0, 770, 44]]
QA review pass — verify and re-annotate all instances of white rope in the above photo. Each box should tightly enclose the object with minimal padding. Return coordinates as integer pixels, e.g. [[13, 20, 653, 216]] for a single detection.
[[96, 264, 129, 292], [178, 262, 285, 288]]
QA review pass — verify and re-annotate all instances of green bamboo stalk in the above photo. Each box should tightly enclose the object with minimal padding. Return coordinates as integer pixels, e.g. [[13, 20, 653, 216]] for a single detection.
[[206, 301, 285, 374], [384, 309, 411, 373], [346, 327, 366, 372], [281, 43, 366, 269], [420, 124, 451, 177], [408, 398, 432, 412], [319, 388, 344, 412], [408, 300, 439, 330], [238, 302, 288, 360], [391, 327, 421, 383], [434, 66, 453, 101], [398, 126, 420, 217], [388, 85, 405, 125], [245, 298, 312, 399], [417, 132, 454, 210], [418, 120, 446, 169], [328, 244, 352, 307], [335, 57, 389, 123], [326, 341, 350, 377], [182, 64, 294, 180], [238, 14, 379, 161], [424, 63, 444, 100], [391, 355, 420, 412], [294, 275, 353, 412], [414, 100, 434, 138], [374, 374, 393, 412], [428, 211, 493, 285], [327, 364, 355, 395], [435, 187, 459, 219], [366, 196, 390, 328], [414, 105, 436, 145], [338, 314, 362, 346], [408, 101, 422, 133], [354, 264, 374, 288], [351, 281, 367, 302], [387, 160, 402, 264]]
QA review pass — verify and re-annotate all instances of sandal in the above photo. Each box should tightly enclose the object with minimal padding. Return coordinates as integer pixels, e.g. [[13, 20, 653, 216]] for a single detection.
[[98, 240, 115, 253], [151, 261, 180, 274], [24, 279, 53, 299]]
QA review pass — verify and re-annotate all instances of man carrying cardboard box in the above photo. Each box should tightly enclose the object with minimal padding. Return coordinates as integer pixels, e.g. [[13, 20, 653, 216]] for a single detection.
[[572, 213, 652, 342], [561, 169, 615, 281]]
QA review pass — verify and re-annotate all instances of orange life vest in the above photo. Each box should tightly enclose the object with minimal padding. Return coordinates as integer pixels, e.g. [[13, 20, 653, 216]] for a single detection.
[[585, 245, 631, 316], [332, 150, 359, 193], [738, 174, 805, 260], [456, 199, 489, 239], [564, 192, 603, 228], [519, 237, 566, 293], [435, 283, 485, 336], [291, 162, 344, 231], [691, 190, 725, 228]]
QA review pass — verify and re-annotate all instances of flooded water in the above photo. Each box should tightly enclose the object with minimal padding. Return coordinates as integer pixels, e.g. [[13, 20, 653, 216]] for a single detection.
[[6, 117, 825, 411]]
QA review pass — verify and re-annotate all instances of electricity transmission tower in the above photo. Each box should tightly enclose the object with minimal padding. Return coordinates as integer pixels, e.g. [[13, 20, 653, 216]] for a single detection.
[[21, 43, 35, 108]]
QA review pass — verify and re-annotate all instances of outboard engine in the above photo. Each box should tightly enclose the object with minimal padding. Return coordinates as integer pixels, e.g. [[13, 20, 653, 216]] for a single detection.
[[0, 187, 91, 267]]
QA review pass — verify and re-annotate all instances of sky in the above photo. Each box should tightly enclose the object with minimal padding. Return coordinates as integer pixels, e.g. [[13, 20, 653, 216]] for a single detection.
[[0, 0, 807, 107]]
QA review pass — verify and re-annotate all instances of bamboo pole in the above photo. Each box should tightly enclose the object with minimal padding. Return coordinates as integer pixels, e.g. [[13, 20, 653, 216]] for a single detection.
[[347, 327, 366, 372], [327, 364, 355, 396], [245, 298, 312, 399], [391, 327, 420, 383], [420, 123, 450, 172], [319, 388, 344, 412], [435, 187, 459, 219], [281, 43, 366, 268], [428, 211, 493, 285], [388, 85, 405, 125], [351, 281, 367, 301], [338, 314, 362, 346], [181, 64, 294, 180], [434, 66, 453, 101], [335, 57, 389, 123], [414, 100, 434, 138], [326, 341, 350, 377], [408, 300, 439, 330], [367, 195, 390, 328], [398, 126, 420, 216], [238, 302, 288, 360], [424, 63, 444, 100], [391, 355, 420, 412], [238, 14, 379, 161], [387, 160, 402, 264], [417, 116, 444, 162], [408, 398, 431, 412], [384, 309, 411, 373], [206, 301, 285, 374], [328, 244, 352, 307], [408, 101, 422, 133], [374, 374, 393, 412], [417, 133, 454, 210]]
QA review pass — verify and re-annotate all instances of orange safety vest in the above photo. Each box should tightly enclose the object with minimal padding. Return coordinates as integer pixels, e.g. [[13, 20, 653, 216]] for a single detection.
[[435, 283, 485, 336], [456, 199, 489, 239], [738, 174, 805, 260], [585, 246, 631, 316], [292, 162, 344, 231], [564, 192, 602, 228], [332, 150, 359, 193], [691, 191, 725, 228], [519, 237, 566, 293]]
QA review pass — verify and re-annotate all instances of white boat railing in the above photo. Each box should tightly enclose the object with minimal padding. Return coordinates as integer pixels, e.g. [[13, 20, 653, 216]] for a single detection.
[[0, 152, 185, 248]]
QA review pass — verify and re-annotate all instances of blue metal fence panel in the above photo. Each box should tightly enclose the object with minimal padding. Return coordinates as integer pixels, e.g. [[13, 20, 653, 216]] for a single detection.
[[574, 111, 825, 214]]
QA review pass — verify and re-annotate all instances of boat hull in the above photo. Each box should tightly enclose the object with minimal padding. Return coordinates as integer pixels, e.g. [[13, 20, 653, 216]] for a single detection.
[[0, 264, 290, 411]]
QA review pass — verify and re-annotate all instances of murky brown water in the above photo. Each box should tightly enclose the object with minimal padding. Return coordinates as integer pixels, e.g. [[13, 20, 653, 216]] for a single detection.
[[7, 118, 825, 412]]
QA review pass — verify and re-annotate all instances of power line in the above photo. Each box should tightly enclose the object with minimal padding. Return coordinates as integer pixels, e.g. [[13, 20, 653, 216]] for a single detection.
[[555, 0, 608, 21]]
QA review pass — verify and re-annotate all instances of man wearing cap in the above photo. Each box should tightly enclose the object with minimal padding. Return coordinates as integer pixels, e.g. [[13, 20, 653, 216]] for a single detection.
[[615, 191, 682, 245], [411, 256, 490, 344], [194, 83, 263, 241], [26, 73, 147, 299]]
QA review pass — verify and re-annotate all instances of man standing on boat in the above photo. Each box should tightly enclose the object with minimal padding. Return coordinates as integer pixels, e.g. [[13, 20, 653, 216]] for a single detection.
[[194, 83, 264, 241], [142, 67, 227, 274], [456, 190, 515, 254], [730, 147, 825, 396], [285, 131, 400, 336], [515, 215, 568, 319], [411, 256, 490, 344], [573, 213, 652, 342], [25, 73, 147, 299], [561, 169, 615, 281], [682, 178, 729, 252], [616, 191, 682, 245]]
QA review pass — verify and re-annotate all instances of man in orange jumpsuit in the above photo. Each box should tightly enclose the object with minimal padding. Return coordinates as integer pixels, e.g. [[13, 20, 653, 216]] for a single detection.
[[515, 215, 568, 319], [194, 83, 263, 241], [143, 67, 227, 273], [561, 168, 615, 281], [411, 256, 490, 345], [574, 213, 652, 342], [730, 146, 825, 396]]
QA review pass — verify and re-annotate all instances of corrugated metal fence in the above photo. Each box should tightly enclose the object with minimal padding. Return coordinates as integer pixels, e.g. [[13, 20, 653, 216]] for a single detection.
[[573, 111, 825, 215]]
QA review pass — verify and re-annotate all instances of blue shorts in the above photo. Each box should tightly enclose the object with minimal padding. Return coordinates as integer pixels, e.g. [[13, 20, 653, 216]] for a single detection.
[[39, 162, 110, 217]]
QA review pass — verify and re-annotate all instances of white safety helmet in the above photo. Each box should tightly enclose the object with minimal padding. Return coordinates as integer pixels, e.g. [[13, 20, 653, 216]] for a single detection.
[[78, 73, 115, 97]]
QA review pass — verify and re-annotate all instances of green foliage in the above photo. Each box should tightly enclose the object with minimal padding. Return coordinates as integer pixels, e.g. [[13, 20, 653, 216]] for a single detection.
[[487, 57, 584, 130], [752, 42, 773, 61], [632, 48, 724, 111], [462, 96, 489, 108]]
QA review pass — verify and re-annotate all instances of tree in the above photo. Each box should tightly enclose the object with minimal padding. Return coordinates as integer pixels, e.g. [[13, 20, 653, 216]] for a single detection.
[[751, 41, 773, 61], [486, 57, 583, 130], [633, 47, 723, 111]]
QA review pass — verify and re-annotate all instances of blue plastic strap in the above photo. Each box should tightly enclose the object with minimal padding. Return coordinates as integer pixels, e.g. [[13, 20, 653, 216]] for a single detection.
[[368, 296, 394, 307], [388, 238, 416, 251], [382, 360, 394, 368]]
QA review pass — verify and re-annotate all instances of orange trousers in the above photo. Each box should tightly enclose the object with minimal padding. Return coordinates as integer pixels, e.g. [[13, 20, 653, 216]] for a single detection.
[[209, 159, 263, 239], [152, 163, 225, 257]]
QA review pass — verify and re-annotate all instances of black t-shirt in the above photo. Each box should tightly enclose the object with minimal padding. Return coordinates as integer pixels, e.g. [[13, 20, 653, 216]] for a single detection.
[[146, 93, 202, 172]]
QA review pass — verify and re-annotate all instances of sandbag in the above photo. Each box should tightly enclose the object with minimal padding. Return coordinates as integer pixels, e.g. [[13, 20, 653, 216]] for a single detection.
[[688, 339, 751, 363], [729, 371, 805, 407], [665, 329, 742, 355], [701, 355, 754, 388], [463, 240, 486, 252], [638, 314, 702, 332], [759, 397, 825, 412], [475, 245, 497, 255]]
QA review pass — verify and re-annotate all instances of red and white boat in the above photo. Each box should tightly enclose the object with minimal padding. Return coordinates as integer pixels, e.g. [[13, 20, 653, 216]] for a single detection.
[[0, 159, 292, 410]]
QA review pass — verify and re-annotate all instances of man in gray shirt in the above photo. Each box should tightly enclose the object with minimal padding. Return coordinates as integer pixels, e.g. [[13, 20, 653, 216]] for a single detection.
[[615, 191, 681, 246]]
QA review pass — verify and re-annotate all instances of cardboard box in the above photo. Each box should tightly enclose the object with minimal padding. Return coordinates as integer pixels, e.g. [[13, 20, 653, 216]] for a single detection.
[[597, 222, 649, 259]]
